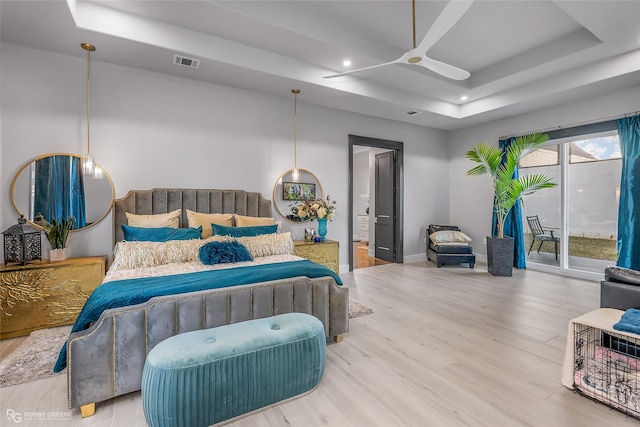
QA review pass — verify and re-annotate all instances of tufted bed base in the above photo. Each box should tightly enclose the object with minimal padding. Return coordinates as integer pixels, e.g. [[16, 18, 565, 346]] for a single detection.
[[69, 275, 348, 414], [65, 189, 349, 416]]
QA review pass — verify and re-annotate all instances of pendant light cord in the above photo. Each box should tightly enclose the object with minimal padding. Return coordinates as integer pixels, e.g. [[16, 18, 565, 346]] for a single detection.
[[86, 47, 91, 156], [292, 89, 300, 172]]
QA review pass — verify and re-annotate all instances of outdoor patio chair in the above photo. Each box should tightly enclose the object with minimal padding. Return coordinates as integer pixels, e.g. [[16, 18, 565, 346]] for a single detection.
[[526, 215, 560, 260]]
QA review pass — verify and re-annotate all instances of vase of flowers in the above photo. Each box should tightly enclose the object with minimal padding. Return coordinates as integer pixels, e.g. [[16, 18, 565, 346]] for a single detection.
[[291, 195, 336, 240]]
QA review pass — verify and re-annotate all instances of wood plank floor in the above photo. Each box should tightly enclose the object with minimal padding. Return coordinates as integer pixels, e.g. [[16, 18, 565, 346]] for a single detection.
[[353, 241, 390, 269], [1, 261, 637, 426]]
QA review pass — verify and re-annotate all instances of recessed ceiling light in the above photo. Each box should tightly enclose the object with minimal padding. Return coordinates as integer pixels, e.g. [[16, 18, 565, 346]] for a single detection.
[[342, 59, 352, 67], [460, 95, 468, 101]]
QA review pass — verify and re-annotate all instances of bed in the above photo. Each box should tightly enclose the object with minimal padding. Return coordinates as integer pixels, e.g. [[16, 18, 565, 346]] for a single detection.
[[56, 188, 349, 417]]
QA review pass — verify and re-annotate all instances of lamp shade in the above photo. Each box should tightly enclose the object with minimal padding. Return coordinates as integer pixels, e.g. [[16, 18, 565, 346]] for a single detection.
[[2, 215, 42, 265]]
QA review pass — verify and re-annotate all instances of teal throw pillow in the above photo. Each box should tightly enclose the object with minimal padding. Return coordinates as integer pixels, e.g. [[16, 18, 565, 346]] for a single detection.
[[199, 241, 253, 265], [211, 223, 278, 237], [122, 225, 202, 242]]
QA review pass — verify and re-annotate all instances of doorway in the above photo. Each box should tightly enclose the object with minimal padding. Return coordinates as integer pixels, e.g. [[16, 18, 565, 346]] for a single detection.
[[348, 135, 403, 271]]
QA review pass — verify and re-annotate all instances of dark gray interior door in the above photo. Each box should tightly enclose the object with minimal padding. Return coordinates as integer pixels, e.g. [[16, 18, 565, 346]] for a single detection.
[[375, 151, 395, 262]]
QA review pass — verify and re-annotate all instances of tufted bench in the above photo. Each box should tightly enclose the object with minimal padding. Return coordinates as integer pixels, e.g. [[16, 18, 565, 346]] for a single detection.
[[141, 313, 326, 427]]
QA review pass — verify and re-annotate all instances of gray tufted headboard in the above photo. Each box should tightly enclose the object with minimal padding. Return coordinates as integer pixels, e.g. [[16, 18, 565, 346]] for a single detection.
[[113, 188, 272, 245]]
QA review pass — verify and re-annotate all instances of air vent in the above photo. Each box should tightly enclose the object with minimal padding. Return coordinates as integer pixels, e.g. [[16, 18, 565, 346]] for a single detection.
[[404, 110, 421, 116], [173, 54, 200, 69]]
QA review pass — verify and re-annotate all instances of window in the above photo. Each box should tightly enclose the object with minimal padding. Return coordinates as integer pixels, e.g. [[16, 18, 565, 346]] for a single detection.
[[519, 131, 621, 273]]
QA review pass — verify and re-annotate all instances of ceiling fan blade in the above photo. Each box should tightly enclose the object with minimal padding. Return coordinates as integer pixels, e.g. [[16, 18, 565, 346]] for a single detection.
[[323, 60, 397, 78], [418, 56, 470, 81], [415, 0, 474, 53]]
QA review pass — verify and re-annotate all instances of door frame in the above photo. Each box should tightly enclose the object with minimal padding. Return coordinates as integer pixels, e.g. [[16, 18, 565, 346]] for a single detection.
[[348, 134, 404, 271]]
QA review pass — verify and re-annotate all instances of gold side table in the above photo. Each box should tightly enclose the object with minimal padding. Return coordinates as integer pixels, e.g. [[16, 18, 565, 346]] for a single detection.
[[0, 256, 107, 339], [293, 240, 339, 274]]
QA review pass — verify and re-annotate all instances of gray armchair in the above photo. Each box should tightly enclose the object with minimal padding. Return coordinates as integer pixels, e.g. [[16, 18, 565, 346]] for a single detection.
[[600, 266, 640, 310]]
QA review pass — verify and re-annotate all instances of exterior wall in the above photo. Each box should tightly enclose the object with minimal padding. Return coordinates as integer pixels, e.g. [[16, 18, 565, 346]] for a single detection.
[[521, 159, 621, 239]]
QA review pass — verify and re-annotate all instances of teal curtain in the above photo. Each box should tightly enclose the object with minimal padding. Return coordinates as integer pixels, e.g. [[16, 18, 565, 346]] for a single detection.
[[491, 137, 526, 269], [34, 156, 86, 228], [616, 115, 640, 270]]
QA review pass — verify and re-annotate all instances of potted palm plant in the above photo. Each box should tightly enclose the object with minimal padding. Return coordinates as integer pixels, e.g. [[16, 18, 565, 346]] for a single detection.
[[466, 133, 556, 276], [43, 216, 74, 261]]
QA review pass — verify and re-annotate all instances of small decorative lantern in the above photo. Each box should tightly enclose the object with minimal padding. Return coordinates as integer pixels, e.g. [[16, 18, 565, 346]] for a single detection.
[[2, 215, 42, 265]]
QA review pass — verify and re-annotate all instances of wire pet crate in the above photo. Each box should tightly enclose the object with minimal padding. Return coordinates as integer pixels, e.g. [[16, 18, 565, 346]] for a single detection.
[[573, 322, 640, 418]]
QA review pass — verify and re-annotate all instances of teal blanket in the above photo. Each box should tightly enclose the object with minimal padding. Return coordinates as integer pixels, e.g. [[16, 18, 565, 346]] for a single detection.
[[54, 260, 341, 372]]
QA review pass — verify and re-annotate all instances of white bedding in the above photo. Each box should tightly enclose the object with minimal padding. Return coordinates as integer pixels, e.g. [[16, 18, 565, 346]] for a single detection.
[[105, 253, 304, 283]]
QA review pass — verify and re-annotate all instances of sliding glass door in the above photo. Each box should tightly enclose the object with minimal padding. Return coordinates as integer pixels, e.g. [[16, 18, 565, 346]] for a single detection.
[[519, 132, 621, 273]]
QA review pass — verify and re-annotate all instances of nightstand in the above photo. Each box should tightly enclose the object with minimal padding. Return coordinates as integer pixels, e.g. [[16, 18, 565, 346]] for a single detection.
[[293, 240, 339, 274], [0, 256, 107, 338]]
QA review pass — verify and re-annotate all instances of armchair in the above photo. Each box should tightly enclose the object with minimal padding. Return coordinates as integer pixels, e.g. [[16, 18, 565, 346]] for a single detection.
[[601, 266, 640, 310], [426, 224, 475, 268], [526, 215, 560, 260]]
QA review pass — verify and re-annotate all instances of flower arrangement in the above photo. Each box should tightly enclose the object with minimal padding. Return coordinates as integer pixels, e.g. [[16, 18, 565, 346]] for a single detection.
[[291, 195, 336, 221]]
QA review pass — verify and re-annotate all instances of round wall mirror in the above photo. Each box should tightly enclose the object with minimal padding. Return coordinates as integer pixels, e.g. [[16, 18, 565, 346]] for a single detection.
[[10, 153, 115, 231], [272, 168, 323, 223]]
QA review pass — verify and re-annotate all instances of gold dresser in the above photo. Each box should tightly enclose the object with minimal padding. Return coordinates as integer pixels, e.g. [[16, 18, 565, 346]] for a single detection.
[[293, 240, 339, 274], [0, 256, 107, 339]]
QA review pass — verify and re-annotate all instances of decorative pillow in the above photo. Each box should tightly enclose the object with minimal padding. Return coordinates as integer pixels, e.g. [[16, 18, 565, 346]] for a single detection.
[[198, 241, 253, 265], [122, 225, 202, 242], [207, 232, 294, 258], [211, 223, 278, 237], [125, 209, 181, 228], [110, 239, 205, 270], [186, 210, 233, 238], [233, 214, 275, 227], [429, 230, 472, 244]]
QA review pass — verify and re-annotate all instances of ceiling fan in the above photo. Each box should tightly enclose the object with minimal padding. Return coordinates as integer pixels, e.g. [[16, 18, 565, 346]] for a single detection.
[[324, 0, 473, 80]]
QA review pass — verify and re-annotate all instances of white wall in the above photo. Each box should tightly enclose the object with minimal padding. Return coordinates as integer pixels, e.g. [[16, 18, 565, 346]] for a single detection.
[[1, 43, 450, 270], [449, 85, 640, 257]]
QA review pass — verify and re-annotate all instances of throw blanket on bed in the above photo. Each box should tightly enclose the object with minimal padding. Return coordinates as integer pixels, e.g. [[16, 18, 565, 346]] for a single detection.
[[54, 259, 341, 372]]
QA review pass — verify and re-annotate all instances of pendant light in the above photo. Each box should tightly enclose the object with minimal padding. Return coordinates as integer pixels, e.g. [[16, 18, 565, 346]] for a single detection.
[[81, 43, 96, 176], [291, 89, 300, 182]]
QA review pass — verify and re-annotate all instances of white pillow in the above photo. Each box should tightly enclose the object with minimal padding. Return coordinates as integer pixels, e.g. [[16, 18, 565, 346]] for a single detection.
[[429, 230, 472, 244], [206, 232, 294, 258], [111, 239, 204, 270], [125, 209, 181, 228]]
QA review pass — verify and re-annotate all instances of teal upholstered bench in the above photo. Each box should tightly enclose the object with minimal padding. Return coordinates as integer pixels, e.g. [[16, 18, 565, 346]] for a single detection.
[[141, 313, 326, 427]]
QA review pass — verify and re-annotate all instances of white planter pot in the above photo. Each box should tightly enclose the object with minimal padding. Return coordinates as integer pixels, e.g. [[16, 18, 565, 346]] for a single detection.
[[49, 248, 69, 262]]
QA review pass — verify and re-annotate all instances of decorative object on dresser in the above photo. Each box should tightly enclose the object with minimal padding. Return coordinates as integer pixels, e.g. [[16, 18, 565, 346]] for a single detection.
[[291, 195, 336, 241], [42, 216, 74, 261], [0, 256, 106, 339], [466, 133, 555, 276], [2, 215, 42, 265], [294, 239, 339, 274], [426, 224, 475, 268]]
